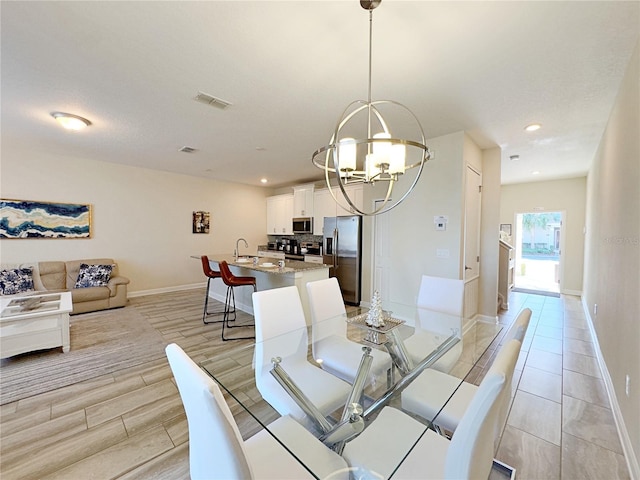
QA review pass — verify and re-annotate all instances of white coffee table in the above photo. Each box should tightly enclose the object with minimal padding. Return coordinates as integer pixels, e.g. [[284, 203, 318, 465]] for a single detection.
[[0, 292, 73, 358]]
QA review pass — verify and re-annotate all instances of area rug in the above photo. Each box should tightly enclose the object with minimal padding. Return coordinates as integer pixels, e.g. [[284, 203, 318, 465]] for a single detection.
[[0, 306, 167, 405]]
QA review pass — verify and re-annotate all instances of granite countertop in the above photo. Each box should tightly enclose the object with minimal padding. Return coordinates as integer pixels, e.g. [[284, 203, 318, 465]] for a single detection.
[[196, 254, 329, 275]]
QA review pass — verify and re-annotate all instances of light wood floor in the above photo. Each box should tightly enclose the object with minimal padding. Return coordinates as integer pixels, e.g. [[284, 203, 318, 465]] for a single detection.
[[0, 289, 630, 479]]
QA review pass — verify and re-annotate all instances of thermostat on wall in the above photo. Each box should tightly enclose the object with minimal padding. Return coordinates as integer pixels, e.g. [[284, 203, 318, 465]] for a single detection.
[[434, 215, 448, 231]]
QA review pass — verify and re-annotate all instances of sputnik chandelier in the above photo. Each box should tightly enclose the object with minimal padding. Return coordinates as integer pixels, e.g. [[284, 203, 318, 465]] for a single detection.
[[312, 0, 432, 216]]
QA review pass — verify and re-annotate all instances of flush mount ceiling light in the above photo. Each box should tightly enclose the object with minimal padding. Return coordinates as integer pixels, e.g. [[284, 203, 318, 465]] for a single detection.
[[311, 0, 431, 216], [50, 112, 91, 130], [525, 123, 541, 132]]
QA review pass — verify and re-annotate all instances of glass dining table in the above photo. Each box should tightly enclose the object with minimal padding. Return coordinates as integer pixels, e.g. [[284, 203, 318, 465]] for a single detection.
[[200, 301, 502, 479]]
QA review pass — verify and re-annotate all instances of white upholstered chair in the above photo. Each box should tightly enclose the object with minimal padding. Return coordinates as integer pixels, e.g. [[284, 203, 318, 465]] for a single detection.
[[165, 343, 348, 480], [341, 339, 521, 479], [401, 308, 532, 438], [252, 286, 353, 425], [403, 275, 465, 373], [306, 277, 392, 384]]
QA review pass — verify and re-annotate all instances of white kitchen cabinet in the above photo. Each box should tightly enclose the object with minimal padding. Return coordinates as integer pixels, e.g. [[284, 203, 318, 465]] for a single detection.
[[340, 184, 364, 215], [293, 184, 314, 217], [313, 184, 365, 235], [304, 255, 324, 264], [313, 188, 335, 235], [266, 194, 293, 235]]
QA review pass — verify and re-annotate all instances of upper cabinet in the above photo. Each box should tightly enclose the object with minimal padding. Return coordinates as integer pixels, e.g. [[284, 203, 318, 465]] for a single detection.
[[340, 184, 364, 215], [266, 194, 293, 235], [293, 184, 314, 218], [313, 184, 364, 235], [313, 188, 333, 235]]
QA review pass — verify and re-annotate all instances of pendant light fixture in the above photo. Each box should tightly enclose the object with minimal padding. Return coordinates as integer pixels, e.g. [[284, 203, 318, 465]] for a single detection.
[[311, 0, 431, 216]]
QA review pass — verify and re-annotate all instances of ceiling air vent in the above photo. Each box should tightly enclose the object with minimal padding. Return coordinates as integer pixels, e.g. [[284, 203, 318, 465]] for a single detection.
[[179, 146, 198, 154], [194, 91, 232, 110]]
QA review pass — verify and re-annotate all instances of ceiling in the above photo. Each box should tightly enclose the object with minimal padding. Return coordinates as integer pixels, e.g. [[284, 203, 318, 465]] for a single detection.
[[2, 1, 638, 189]]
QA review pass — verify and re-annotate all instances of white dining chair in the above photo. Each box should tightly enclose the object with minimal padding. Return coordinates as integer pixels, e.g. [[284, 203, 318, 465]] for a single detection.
[[252, 286, 353, 425], [306, 277, 392, 384], [341, 339, 521, 479], [401, 308, 532, 439], [403, 275, 465, 373], [165, 343, 349, 480]]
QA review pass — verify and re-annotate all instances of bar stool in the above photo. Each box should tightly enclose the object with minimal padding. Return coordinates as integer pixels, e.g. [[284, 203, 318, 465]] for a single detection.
[[218, 260, 256, 341], [200, 255, 225, 325]]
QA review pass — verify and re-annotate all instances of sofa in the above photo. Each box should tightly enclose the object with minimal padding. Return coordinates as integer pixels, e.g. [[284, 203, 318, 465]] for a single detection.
[[0, 258, 129, 315]]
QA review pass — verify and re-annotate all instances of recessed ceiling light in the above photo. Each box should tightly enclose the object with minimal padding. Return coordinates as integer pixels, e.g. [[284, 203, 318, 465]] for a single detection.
[[532, 170, 540, 175], [50, 112, 91, 130], [256, 147, 266, 151], [260, 178, 268, 184], [510, 155, 520, 161], [525, 123, 541, 132]]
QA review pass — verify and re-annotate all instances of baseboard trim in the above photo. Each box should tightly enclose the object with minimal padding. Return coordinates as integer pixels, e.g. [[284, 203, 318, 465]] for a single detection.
[[128, 283, 203, 298], [562, 288, 582, 296], [581, 297, 639, 480], [461, 314, 497, 336], [476, 314, 499, 324]]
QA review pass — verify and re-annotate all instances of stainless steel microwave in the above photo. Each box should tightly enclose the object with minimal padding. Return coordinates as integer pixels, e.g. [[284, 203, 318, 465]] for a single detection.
[[292, 217, 313, 234]]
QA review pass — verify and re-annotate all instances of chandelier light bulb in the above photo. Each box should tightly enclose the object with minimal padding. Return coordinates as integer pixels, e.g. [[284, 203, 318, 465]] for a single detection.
[[373, 132, 392, 155], [338, 138, 357, 173], [366, 153, 381, 179], [389, 144, 406, 175]]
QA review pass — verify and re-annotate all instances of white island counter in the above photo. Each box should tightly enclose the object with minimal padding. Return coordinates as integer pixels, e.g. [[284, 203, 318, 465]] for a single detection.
[[195, 254, 329, 326]]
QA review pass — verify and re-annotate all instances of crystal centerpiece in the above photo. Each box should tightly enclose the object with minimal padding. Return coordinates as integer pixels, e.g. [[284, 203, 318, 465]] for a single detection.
[[347, 290, 404, 345]]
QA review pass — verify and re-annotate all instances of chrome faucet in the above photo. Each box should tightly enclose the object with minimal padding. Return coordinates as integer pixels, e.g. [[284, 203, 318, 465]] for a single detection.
[[235, 238, 248, 260]]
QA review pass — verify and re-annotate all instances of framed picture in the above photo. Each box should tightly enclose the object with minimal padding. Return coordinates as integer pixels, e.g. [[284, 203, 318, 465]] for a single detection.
[[500, 223, 512, 236], [0, 199, 92, 239], [193, 211, 210, 234]]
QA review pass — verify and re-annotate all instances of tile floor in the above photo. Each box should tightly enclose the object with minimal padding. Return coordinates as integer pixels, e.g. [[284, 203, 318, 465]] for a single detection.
[[0, 289, 631, 479], [494, 290, 630, 479]]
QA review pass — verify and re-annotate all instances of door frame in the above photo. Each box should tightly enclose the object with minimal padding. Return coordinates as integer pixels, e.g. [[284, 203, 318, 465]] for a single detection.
[[463, 165, 482, 281], [513, 210, 566, 294]]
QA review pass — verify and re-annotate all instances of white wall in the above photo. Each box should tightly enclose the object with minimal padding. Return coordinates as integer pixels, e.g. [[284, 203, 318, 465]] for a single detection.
[[359, 131, 500, 316], [479, 147, 501, 318], [360, 131, 465, 306], [583, 41, 639, 475], [0, 146, 270, 294], [500, 177, 586, 294]]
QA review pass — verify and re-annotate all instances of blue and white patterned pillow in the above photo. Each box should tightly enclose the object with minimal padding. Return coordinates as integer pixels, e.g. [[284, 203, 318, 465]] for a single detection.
[[0, 268, 35, 295], [74, 264, 113, 288]]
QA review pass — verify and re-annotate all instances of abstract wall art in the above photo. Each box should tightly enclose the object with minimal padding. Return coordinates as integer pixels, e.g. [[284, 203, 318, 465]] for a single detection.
[[0, 199, 92, 239], [192, 211, 210, 234]]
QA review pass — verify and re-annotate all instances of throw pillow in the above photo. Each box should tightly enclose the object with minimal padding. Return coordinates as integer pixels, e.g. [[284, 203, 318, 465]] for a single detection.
[[74, 263, 113, 288], [0, 268, 35, 295]]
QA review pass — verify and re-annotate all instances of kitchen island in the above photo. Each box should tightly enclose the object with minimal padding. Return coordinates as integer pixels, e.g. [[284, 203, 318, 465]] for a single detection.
[[195, 254, 329, 326]]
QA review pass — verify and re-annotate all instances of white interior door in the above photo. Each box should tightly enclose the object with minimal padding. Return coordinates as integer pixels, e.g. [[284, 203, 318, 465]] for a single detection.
[[373, 200, 391, 305], [464, 166, 482, 280]]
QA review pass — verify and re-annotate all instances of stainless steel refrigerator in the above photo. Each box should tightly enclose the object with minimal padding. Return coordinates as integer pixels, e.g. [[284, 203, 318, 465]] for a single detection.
[[323, 215, 362, 305]]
